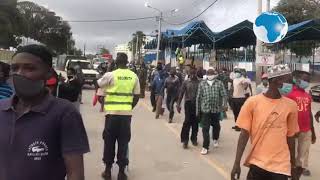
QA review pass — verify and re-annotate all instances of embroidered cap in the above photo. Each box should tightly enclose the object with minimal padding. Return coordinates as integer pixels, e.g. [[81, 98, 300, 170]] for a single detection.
[[267, 64, 291, 79]]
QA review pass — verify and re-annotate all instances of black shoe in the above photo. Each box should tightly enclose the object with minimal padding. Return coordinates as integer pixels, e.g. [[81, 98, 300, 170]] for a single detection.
[[152, 107, 156, 112], [168, 118, 173, 123], [102, 168, 112, 180], [183, 142, 188, 149], [192, 141, 198, 146], [232, 126, 236, 129], [118, 170, 127, 180], [155, 115, 159, 119]]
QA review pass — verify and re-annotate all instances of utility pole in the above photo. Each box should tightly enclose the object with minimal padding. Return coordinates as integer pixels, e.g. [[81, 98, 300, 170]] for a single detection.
[[266, 0, 271, 11], [83, 43, 86, 57], [156, 13, 162, 65], [135, 34, 139, 63], [255, 0, 263, 83]]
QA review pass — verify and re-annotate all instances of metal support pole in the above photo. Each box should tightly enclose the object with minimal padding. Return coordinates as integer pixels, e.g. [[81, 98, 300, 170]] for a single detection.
[[266, 0, 271, 11], [255, 0, 263, 83], [156, 13, 162, 64]]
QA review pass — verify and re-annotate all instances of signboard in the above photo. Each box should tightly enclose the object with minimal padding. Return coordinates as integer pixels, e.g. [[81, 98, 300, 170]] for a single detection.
[[256, 53, 275, 66], [238, 62, 253, 71], [102, 54, 113, 60]]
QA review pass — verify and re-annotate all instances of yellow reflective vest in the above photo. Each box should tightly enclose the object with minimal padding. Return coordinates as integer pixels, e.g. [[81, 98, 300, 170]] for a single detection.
[[105, 69, 136, 111]]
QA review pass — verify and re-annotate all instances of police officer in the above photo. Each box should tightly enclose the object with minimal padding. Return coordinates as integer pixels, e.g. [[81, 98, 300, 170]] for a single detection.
[[97, 53, 140, 180]]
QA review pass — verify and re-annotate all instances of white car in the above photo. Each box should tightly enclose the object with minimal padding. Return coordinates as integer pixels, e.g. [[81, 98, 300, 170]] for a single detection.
[[65, 59, 99, 86]]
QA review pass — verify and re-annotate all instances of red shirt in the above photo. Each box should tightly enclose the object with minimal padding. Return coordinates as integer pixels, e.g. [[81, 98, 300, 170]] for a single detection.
[[286, 86, 312, 132]]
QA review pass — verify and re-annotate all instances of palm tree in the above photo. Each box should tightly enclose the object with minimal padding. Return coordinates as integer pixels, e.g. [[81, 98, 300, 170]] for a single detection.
[[129, 31, 146, 64]]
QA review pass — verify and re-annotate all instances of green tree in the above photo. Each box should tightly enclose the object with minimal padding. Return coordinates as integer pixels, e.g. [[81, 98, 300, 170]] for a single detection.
[[0, 0, 24, 48], [17, 1, 73, 54], [273, 0, 320, 58], [128, 31, 146, 64]]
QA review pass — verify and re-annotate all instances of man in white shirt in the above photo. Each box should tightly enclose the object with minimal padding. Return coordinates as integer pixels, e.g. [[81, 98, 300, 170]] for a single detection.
[[231, 68, 249, 131]]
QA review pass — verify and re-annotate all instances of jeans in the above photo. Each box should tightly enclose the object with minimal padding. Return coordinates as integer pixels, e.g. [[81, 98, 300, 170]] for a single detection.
[[232, 98, 246, 122], [180, 101, 198, 143], [103, 115, 131, 168], [166, 94, 178, 120], [202, 113, 221, 149], [247, 165, 288, 180]]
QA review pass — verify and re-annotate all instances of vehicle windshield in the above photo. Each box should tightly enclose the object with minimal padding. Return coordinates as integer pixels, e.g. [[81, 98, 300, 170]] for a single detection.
[[69, 61, 92, 69]]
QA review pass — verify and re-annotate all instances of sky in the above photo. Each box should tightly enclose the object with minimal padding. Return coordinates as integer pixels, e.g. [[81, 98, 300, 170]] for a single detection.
[[26, 0, 280, 54]]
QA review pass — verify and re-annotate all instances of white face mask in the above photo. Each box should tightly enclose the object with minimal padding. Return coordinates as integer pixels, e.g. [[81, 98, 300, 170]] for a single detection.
[[207, 75, 218, 81]]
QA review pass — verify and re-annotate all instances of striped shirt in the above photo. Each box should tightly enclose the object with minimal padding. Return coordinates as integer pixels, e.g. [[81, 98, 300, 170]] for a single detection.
[[0, 83, 13, 100]]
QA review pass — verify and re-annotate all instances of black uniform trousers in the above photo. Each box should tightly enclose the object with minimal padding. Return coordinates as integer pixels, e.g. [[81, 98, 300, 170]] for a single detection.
[[103, 115, 131, 168]]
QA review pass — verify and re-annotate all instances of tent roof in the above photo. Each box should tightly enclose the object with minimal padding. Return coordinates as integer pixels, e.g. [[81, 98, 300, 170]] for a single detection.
[[215, 20, 256, 49], [281, 19, 320, 43]]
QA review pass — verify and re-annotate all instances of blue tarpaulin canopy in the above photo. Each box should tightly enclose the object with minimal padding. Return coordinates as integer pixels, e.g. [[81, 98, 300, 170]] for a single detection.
[[215, 20, 256, 49], [145, 21, 216, 49], [280, 19, 320, 43]]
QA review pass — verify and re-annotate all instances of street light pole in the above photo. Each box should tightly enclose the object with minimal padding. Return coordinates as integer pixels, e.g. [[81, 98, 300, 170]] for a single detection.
[[156, 12, 162, 65], [145, 2, 178, 65]]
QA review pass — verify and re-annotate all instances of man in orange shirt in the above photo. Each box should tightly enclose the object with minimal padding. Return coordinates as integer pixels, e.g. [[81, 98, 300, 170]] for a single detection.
[[231, 64, 301, 180]]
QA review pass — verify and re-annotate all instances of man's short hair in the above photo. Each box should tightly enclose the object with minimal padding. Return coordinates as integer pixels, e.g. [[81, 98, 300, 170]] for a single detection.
[[13, 44, 53, 67], [0, 61, 10, 78], [116, 53, 128, 65]]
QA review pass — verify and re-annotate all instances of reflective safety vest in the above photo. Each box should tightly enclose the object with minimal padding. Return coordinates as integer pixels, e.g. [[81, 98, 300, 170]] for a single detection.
[[105, 69, 136, 111]]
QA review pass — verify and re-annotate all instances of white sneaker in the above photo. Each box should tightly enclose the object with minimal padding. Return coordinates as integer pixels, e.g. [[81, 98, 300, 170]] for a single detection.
[[213, 140, 219, 148], [201, 148, 208, 155]]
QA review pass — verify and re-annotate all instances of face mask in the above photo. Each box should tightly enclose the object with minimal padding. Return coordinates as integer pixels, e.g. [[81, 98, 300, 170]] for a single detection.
[[298, 80, 309, 89], [207, 75, 218, 81], [12, 74, 45, 99], [278, 83, 293, 95], [235, 73, 241, 78], [294, 78, 309, 89]]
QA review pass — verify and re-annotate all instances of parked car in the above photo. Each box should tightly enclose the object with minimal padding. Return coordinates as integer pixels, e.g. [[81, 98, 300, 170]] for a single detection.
[[310, 85, 320, 102]]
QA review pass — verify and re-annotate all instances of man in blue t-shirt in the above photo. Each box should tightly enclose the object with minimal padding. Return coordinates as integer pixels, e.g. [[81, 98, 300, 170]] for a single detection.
[[0, 61, 13, 100]]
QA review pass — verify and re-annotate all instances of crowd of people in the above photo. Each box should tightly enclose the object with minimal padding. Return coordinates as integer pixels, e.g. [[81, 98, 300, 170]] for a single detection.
[[0, 44, 319, 180]]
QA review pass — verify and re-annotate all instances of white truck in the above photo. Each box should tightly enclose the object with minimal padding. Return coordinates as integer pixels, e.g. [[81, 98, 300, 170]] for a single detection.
[[65, 59, 99, 86]]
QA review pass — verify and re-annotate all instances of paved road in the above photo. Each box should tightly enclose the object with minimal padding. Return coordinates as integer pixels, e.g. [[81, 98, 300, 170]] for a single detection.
[[80, 87, 320, 180]]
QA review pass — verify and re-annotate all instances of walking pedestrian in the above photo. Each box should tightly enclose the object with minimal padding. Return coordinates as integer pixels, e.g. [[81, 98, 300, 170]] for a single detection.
[[150, 63, 163, 112], [152, 67, 167, 119], [177, 67, 200, 149], [97, 53, 140, 180], [138, 62, 148, 98], [0, 61, 13, 100], [256, 73, 269, 94], [0, 44, 90, 180], [231, 68, 249, 131], [196, 67, 228, 155], [231, 64, 302, 180], [162, 67, 181, 123], [287, 70, 316, 177]]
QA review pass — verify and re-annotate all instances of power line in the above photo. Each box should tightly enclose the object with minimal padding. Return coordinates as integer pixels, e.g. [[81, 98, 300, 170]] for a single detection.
[[163, 0, 220, 26], [67, 16, 157, 23]]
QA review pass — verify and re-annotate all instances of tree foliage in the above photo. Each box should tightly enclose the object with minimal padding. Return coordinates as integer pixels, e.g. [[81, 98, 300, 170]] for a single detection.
[[17, 1, 73, 54], [273, 0, 320, 58], [0, 0, 76, 54], [0, 0, 24, 48], [128, 31, 146, 63]]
